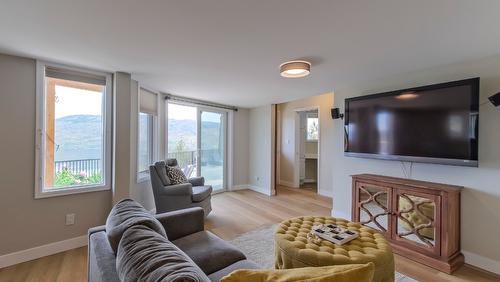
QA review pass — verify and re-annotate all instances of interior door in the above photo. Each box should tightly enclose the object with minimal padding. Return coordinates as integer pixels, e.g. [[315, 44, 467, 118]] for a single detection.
[[199, 109, 227, 193]]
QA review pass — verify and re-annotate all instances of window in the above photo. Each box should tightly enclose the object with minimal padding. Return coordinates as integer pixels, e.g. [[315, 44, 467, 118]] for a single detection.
[[137, 88, 158, 181], [35, 62, 112, 198], [138, 113, 154, 175], [306, 114, 319, 141]]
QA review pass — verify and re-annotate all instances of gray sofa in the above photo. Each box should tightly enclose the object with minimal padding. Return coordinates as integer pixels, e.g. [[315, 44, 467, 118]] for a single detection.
[[88, 200, 258, 282], [150, 159, 212, 216]]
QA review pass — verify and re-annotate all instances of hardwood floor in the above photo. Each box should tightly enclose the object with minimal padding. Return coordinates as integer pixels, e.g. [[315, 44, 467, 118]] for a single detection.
[[0, 186, 497, 281]]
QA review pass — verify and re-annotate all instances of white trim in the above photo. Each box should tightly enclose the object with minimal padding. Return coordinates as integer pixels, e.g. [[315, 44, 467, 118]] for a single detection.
[[0, 235, 87, 269], [231, 184, 249, 191], [279, 179, 296, 188], [34, 60, 113, 199], [248, 185, 273, 196], [463, 250, 500, 275]]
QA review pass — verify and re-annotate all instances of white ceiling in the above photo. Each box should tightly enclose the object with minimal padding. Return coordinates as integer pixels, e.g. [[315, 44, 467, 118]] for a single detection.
[[1, 1, 500, 108]]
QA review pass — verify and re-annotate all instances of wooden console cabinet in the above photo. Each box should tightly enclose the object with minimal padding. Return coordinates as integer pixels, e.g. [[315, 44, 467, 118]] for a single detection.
[[351, 174, 463, 274]]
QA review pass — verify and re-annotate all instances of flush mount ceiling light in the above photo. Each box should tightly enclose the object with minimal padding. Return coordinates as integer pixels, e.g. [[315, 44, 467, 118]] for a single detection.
[[280, 60, 311, 78]]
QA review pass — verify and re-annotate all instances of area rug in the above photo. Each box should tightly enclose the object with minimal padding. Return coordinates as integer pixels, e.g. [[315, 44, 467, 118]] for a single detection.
[[229, 224, 418, 282]]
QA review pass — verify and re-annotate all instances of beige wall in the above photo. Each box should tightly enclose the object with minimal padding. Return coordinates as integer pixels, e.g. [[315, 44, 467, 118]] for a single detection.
[[0, 54, 112, 255], [331, 55, 500, 273], [248, 105, 273, 194], [277, 93, 334, 197], [232, 108, 250, 186]]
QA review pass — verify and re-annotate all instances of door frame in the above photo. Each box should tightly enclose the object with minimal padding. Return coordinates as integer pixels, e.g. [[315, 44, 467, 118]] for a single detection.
[[197, 106, 228, 194], [166, 101, 229, 194], [293, 106, 320, 190]]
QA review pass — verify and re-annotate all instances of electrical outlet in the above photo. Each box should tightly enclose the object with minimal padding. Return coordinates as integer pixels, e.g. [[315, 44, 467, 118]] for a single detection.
[[66, 213, 75, 225]]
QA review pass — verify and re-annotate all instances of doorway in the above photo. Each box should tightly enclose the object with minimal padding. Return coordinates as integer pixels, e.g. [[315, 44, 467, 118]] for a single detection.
[[167, 102, 227, 193], [296, 109, 319, 193]]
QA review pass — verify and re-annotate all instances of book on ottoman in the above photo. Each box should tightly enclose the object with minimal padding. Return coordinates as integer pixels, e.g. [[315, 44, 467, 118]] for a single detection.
[[312, 224, 359, 245]]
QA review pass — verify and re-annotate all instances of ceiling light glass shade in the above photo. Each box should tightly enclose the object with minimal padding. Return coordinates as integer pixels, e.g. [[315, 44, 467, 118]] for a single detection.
[[280, 60, 311, 78]]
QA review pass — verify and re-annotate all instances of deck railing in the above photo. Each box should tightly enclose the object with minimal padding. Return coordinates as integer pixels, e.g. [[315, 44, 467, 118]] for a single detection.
[[167, 149, 223, 168], [53, 149, 222, 177], [55, 159, 101, 176]]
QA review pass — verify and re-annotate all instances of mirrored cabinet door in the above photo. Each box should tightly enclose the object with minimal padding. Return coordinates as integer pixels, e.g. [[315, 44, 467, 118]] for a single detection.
[[392, 188, 441, 256], [356, 182, 391, 236]]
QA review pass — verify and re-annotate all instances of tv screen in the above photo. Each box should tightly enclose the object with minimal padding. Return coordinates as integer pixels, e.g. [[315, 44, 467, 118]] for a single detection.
[[344, 78, 479, 167]]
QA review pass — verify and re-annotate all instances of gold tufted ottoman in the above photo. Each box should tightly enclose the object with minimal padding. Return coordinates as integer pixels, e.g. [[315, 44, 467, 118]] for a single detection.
[[275, 216, 395, 282]]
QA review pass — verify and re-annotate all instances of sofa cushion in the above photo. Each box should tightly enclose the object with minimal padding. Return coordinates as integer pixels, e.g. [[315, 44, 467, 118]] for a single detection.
[[192, 186, 212, 202], [117, 225, 210, 282], [167, 158, 179, 167], [106, 199, 166, 254], [173, 231, 246, 275], [154, 161, 170, 186], [207, 260, 259, 282], [167, 165, 188, 185], [220, 263, 375, 282]]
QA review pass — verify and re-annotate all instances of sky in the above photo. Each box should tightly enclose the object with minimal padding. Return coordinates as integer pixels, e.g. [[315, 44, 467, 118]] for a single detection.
[[168, 103, 222, 123], [55, 85, 102, 119], [54, 85, 222, 123]]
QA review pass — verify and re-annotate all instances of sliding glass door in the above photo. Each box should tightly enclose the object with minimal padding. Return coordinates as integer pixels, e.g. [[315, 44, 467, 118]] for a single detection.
[[167, 103, 227, 193], [199, 110, 226, 192]]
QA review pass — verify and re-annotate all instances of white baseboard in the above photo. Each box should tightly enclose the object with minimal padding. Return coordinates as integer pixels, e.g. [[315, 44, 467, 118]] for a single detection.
[[463, 250, 500, 275], [248, 185, 273, 196], [0, 235, 87, 269], [279, 179, 296, 188], [331, 209, 351, 221], [318, 188, 333, 198], [231, 184, 249, 191]]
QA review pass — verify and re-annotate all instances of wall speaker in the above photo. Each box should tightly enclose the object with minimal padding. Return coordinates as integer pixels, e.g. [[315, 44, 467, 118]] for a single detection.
[[331, 108, 344, 119], [489, 92, 500, 107]]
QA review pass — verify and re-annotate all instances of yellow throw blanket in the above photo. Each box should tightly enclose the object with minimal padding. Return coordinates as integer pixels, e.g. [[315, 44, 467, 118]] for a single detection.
[[221, 263, 375, 282]]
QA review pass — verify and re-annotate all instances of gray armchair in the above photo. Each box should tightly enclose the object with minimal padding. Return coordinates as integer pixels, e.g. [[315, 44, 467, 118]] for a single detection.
[[149, 159, 212, 216]]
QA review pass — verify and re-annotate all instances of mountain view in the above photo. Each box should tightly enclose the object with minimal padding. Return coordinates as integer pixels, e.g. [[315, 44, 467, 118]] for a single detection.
[[54, 115, 222, 161], [55, 115, 102, 161]]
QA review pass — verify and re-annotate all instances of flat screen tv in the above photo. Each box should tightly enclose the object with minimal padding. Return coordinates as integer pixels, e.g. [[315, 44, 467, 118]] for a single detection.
[[344, 78, 479, 167]]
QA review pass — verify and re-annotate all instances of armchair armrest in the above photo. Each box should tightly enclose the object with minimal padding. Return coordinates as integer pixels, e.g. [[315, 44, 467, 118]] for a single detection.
[[154, 207, 205, 240], [188, 176, 205, 187], [159, 183, 192, 196]]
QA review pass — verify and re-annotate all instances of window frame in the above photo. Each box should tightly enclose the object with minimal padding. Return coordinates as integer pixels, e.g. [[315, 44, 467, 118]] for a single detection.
[[306, 113, 319, 142], [136, 86, 159, 183], [34, 61, 113, 199], [137, 112, 156, 182]]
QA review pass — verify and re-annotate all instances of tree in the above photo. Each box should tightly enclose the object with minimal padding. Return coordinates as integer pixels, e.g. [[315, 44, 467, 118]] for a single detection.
[[174, 139, 187, 152]]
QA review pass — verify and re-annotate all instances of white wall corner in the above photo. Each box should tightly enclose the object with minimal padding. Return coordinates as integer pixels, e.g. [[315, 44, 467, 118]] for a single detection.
[[331, 209, 351, 221], [0, 235, 87, 269], [278, 179, 296, 188], [463, 250, 500, 275], [248, 185, 273, 196]]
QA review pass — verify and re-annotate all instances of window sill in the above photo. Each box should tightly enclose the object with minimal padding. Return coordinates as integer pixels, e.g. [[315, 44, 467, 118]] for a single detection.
[[35, 185, 110, 199]]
